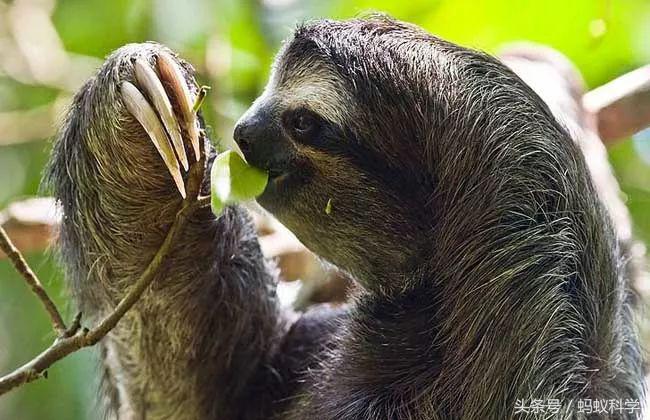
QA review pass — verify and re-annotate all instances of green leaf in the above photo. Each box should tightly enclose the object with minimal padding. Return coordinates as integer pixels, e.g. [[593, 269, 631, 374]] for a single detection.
[[210, 150, 269, 215]]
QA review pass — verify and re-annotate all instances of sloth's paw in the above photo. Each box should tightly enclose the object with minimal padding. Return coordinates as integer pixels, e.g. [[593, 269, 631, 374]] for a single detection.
[[120, 52, 204, 198]]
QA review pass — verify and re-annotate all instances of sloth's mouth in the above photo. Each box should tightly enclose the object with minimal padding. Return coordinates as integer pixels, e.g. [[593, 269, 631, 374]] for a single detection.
[[257, 168, 290, 209], [268, 168, 286, 181], [251, 156, 309, 207], [259, 164, 303, 200], [266, 168, 292, 190]]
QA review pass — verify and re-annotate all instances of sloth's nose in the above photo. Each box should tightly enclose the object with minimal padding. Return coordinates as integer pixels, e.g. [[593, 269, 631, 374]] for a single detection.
[[233, 110, 290, 170], [233, 117, 262, 160]]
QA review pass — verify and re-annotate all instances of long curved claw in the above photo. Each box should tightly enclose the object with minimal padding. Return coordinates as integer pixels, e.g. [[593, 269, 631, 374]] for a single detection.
[[120, 81, 187, 198], [156, 52, 201, 160], [134, 58, 189, 171]]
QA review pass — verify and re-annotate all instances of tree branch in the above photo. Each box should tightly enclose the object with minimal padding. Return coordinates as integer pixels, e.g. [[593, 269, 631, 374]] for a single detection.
[[0, 158, 208, 396], [0, 225, 66, 335], [583, 64, 650, 142], [0, 104, 58, 146], [0, 197, 58, 260]]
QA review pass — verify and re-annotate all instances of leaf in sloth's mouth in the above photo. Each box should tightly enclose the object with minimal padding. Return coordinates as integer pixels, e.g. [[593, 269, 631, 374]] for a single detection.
[[210, 150, 269, 215]]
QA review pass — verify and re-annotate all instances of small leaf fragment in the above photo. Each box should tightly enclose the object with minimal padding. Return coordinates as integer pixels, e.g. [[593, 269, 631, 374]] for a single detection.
[[325, 198, 333, 215], [192, 86, 211, 113], [210, 150, 269, 215]]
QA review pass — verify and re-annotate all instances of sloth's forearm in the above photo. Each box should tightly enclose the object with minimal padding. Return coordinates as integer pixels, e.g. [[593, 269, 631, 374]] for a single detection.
[[45, 43, 286, 419], [90, 206, 284, 420]]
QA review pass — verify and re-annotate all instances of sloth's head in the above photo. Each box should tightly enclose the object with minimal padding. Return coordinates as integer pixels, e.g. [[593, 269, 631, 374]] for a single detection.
[[234, 17, 569, 291]]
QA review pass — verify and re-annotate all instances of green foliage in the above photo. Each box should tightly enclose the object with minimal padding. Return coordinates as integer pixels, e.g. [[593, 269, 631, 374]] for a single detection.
[[53, 0, 152, 57], [210, 150, 269, 215], [0, 253, 96, 419]]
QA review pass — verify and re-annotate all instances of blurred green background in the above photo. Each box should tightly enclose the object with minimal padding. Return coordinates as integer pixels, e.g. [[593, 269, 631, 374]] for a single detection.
[[1, 0, 649, 418]]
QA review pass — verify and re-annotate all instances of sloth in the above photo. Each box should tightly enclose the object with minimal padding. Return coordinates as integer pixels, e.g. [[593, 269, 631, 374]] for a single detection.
[[45, 16, 645, 420]]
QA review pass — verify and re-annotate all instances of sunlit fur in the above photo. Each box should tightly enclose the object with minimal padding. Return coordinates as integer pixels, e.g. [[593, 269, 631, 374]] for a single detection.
[[45, 17, 645, 420]]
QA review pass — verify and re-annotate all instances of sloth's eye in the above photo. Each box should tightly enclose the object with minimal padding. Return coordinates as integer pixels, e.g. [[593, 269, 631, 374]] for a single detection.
[[294, 113, 315, 133], [285, 109, 321, 142]]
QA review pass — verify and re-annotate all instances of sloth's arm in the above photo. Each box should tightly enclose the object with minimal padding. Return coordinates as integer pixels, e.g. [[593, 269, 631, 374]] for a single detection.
[[44, 43, 338, 420]]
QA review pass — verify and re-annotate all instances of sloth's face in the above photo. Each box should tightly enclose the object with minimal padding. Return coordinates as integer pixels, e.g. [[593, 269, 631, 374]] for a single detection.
[[233, 21, 433, 287], [235, 18, 569, 290]]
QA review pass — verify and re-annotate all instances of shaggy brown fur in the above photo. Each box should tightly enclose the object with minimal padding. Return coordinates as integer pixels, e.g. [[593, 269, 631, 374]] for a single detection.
[[45, 17, 645, 420]]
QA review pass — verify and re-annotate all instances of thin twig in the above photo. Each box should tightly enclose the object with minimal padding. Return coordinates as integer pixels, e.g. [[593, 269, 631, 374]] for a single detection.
[[583, 64, 650, 142], [0, 105, 58, 146], [0, 154, 207, 396], [0, 197, 58, 260], [191, 86, 211, 113], [0, 225, 67, 335]]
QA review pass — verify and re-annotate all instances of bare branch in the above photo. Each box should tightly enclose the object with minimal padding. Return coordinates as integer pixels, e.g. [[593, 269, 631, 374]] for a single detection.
[[0, 154, 207, 396], [0, 1, 101, 93], [0, 104, 58, 146], [583, 64, 650, 142], [0, 225, 66, 336], [0, 198, 58, 259]]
